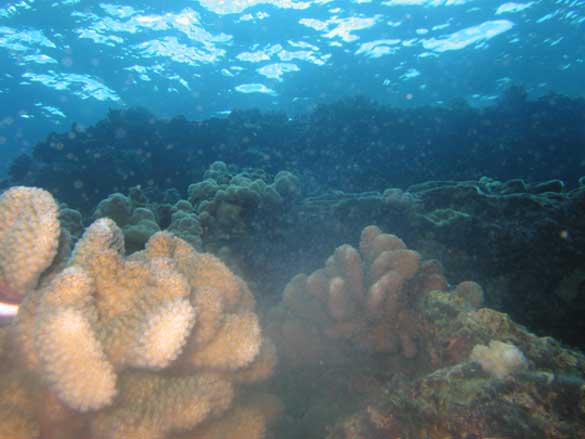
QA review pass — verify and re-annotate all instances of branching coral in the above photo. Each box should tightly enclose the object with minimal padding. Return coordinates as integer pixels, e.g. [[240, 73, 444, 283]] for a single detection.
[[268, 225, 479, 367], [0, 187, 60, 304], [0, 187, 276, 439]]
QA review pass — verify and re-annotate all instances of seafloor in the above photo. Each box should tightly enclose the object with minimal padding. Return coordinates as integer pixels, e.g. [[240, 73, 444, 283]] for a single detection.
[[1, 89, 584, 438]]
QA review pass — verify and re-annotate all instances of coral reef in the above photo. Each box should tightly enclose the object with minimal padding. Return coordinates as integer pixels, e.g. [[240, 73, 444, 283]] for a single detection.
[[16, 166, 585, 352], [290, 175, 585, 350], [8, 110, 585, 345], [88, 164, 303, 290], [90, 161, 302, 260], [268, 225, 585, 439], [2, 186, 585, 439], [10, 92, 585, 210], [3, 89, 585, 439], [0, 187, 275, 439], [327, 288, 585, 439]]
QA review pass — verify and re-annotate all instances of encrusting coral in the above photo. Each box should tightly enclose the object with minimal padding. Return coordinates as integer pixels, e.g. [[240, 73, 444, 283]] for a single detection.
[[268, 224, 470, 366], [469, 339, 528, 379], [0, 186, 276, 439]]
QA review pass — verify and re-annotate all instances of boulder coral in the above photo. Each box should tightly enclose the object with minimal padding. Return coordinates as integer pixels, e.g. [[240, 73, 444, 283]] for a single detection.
[[0, 186, 275, 439], [94, 190, 203, 252], [187, 161, 301, 243], [94, 192, 161, 253]]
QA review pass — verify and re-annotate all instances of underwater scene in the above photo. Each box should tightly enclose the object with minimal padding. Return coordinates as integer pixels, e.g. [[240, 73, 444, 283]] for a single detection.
[[1, 0, 585, 438]]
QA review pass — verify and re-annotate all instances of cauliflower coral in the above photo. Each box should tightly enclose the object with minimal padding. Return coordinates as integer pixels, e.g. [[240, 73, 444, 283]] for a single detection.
[[0, 186, 276, 439]]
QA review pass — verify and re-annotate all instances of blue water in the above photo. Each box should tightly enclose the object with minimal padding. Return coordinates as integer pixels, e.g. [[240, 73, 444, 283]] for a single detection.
[[0, 0, 584, 172], [2, 4, 585, 438]]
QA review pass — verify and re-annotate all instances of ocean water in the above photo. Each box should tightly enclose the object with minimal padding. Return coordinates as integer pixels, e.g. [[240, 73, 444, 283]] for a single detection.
[[1, 1, 585, 438], [1, 0, 584, 169]]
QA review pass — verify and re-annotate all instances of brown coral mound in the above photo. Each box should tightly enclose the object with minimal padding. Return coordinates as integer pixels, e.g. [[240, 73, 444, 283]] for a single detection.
[[0, 187, 276, 439]]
